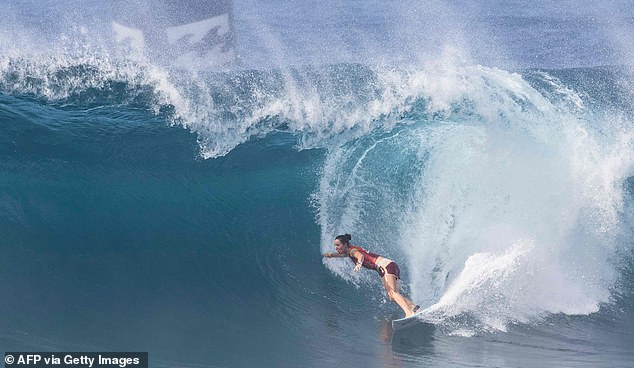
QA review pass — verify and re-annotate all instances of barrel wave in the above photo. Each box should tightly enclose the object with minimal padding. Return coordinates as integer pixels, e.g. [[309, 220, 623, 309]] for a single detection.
[[2, 2, 634, 368]]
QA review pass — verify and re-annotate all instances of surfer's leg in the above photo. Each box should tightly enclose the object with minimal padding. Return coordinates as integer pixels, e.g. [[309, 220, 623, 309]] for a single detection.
[[382, 274, 417, 317]]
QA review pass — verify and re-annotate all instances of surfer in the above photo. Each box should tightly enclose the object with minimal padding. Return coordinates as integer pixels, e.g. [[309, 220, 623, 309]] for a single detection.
[[322, 234, 420, 317]]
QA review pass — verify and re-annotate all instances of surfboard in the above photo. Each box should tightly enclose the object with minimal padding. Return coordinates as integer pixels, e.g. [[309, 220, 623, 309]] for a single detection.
[[392, 307, 433, 331]]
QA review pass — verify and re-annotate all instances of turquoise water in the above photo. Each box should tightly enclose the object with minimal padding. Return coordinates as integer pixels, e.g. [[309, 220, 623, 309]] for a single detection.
[[2, 1, 634, 367]]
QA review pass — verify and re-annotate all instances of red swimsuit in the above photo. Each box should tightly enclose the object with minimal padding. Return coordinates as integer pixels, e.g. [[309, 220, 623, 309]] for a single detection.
[[348, 246, 401, 279]]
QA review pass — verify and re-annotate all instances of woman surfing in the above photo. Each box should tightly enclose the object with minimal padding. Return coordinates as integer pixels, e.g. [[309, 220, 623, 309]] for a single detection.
[[322, 234, 420, 317]]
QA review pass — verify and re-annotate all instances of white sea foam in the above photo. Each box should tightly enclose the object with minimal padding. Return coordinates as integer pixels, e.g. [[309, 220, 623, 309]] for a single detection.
[[318, 64, 634, 333]]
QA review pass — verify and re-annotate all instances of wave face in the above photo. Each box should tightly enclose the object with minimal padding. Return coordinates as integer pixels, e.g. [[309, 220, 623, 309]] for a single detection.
[[2, 1, 634, 368]]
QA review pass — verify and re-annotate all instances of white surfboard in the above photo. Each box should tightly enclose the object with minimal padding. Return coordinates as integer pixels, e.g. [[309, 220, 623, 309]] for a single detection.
[[392, 307, 434, 331]]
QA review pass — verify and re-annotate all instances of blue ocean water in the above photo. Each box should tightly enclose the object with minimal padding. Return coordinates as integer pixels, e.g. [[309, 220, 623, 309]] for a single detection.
[[2, 1, 634, 367]]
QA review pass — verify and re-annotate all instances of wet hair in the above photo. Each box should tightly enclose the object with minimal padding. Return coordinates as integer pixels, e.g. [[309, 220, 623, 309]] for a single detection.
[[335, 234, 352, 245]]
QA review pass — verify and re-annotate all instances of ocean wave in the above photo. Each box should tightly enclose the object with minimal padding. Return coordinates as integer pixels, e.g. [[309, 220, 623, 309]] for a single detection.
[[316, 62, 634, 334], [3, 55, 634, 335]]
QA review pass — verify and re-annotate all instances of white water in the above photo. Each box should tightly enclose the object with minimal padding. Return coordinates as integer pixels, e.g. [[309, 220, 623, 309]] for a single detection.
[[318, 64, 634, 333]]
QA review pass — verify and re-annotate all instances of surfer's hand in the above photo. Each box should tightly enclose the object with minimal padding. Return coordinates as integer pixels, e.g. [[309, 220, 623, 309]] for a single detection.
[[354, 262, 362, 271], [322, 253, 330, 258]]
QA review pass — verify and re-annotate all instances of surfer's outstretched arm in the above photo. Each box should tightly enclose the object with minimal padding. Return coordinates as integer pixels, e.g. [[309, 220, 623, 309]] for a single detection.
[[322, 252, 346, 258]]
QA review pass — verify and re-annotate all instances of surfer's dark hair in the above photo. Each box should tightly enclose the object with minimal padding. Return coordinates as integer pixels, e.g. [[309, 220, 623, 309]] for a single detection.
[[335, 234, 352, 245]]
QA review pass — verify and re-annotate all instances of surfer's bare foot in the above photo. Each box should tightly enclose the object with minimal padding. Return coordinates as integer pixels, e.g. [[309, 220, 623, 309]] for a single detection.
[[405, 305, 420, 318], [404, 305, 420, 317]]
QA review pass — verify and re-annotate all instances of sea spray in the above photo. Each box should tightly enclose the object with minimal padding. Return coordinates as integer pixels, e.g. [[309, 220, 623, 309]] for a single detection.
[[318, 64, 634, 333]]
